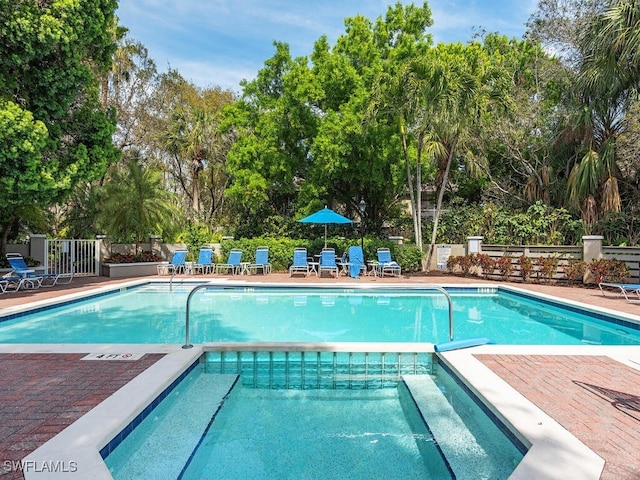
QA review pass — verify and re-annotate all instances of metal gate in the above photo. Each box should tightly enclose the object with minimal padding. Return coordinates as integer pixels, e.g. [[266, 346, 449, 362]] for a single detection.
[[46, 239, 100, 277]]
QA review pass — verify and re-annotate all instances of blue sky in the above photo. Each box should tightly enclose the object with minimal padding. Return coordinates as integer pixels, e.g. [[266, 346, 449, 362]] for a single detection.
[[116, 0, 537, 93]]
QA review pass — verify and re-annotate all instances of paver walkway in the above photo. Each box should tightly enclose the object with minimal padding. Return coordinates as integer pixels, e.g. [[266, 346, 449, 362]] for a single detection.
[[0, 353, 163, 480], [477, 354, 640, 480]]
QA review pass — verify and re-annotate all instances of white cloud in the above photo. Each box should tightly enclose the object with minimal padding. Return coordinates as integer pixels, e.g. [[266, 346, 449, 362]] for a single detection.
[[176, 59, 256, 93], [117, 0, 534, 90]]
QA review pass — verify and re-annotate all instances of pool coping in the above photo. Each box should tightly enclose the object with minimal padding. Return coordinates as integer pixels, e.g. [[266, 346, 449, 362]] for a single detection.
[[17, 343, 627, 480], [20, 344, 203, 479], [7, 279, 640, 479]]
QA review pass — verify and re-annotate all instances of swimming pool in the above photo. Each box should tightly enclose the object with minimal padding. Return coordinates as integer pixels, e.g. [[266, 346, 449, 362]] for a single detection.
[[103, 359, 524, 480], [1, 283, 639, 345]]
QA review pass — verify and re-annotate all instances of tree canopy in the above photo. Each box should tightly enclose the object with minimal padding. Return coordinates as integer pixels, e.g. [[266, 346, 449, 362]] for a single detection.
[[5, 0, 640, 255], [0, 0, 120, 251]]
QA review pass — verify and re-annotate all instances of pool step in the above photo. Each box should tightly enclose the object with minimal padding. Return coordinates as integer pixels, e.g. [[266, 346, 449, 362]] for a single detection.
[[204, 351, 436, 390], [403, 375, 520, 480]]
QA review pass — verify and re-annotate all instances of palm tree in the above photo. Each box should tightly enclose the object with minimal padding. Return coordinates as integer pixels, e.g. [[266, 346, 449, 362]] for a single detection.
[[161, 107, 208, 214], [369, 62, 426, 251], [580, 0, 640, 93], [100, 153, 180, 252], [408, 43, 509, 270], [566, 0, 640, 229]]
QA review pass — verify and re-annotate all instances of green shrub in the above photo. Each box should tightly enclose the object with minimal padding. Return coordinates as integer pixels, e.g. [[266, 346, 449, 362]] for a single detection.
[[217, 237, 421, 273], [395, 246, 423, 273], [218, 238, 310, 272]]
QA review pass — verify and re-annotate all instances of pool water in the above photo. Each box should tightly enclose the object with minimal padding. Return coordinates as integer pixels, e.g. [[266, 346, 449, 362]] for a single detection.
[[1, 284, 639, 345], [104, 362, 523, 480]]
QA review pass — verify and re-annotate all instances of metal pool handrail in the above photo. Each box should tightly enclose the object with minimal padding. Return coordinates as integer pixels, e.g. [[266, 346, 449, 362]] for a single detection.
[[183, 283, 214, 348], [183, 284, 455, 349], [428, 285, 454, 342]]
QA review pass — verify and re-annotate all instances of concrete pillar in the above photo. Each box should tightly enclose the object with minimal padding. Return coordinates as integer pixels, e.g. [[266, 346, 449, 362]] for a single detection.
[[96, 235, 109, 262], [582, 235, 603, 284], [29, 234, 47, 267], [149, 235, 162, 256], [467, 236, 483, 255]]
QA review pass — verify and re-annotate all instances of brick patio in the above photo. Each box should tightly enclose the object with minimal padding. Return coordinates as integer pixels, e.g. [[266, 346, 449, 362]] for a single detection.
[[477, 354, 640, 480], [0, 353, 163, 480]]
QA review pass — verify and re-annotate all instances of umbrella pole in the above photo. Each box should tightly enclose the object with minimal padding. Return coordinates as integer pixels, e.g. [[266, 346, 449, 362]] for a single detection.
[[324, 224, 327, 248]]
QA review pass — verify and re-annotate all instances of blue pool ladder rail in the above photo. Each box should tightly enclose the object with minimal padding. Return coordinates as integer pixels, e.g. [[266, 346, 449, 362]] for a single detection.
[[434, 337, 493, 352]]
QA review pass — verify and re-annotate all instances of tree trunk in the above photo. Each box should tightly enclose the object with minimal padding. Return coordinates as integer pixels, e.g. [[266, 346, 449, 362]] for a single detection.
[[400, 123, 420, 251], [191, 158, 202, 214], [415, 130, 424, 253], [426, 134, 459, 272]]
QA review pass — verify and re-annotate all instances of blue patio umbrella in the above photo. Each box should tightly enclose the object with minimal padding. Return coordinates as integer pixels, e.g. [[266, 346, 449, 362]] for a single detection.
[[298, 206, 353, 248]]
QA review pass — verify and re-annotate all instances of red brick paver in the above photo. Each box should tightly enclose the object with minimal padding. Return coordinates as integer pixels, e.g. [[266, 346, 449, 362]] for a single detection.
[[477, 355, 640, 480], [0, 353, 163, 480]]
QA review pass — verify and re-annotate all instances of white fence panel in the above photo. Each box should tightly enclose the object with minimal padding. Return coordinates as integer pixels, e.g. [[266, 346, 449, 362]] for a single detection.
[[46, 239, 99, 277]]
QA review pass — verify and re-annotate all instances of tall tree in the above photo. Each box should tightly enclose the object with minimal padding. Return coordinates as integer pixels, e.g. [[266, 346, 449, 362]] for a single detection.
[[224, 42, 314, 224], [309, 2, 433, 233], [411, 42, 510, 270], [106, 37, 160, 153], [99, 154, 180, 251], [566, 0, 640, 230], [155, 72, 235, 220], [526, 0, 604, 68], [224, 3, 434, 237], [480, 34, 573, 210], [0, 0, 120, 253]]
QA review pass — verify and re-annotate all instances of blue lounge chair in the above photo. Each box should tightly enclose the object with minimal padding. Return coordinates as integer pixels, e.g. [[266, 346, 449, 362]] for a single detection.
[[289, 248, 310, 276], [5, 253, 51, 287], [192, 247, 214, 275], [1, 272, 42, 291], [248, 247, 271, 275], [346, 245, 366, 279], [318, 248, 339, 278], [376, 248, 401, 277], [598, 282, 640, 303], [157, 249, 188, 275], [337, 251, 349, 275], [216, 249, 242, 275]]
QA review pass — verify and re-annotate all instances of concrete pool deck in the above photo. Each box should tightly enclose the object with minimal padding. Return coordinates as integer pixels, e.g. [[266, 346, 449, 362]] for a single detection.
[[1, 273, 640, 479]]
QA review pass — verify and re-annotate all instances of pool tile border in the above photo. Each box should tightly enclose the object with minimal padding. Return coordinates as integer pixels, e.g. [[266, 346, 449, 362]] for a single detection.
[[500, 285, 640, 332], [98, 358, 201, 458]]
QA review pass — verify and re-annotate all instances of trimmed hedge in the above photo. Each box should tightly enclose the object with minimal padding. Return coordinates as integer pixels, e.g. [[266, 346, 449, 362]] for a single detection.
[[215, 237, 424, 273]]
